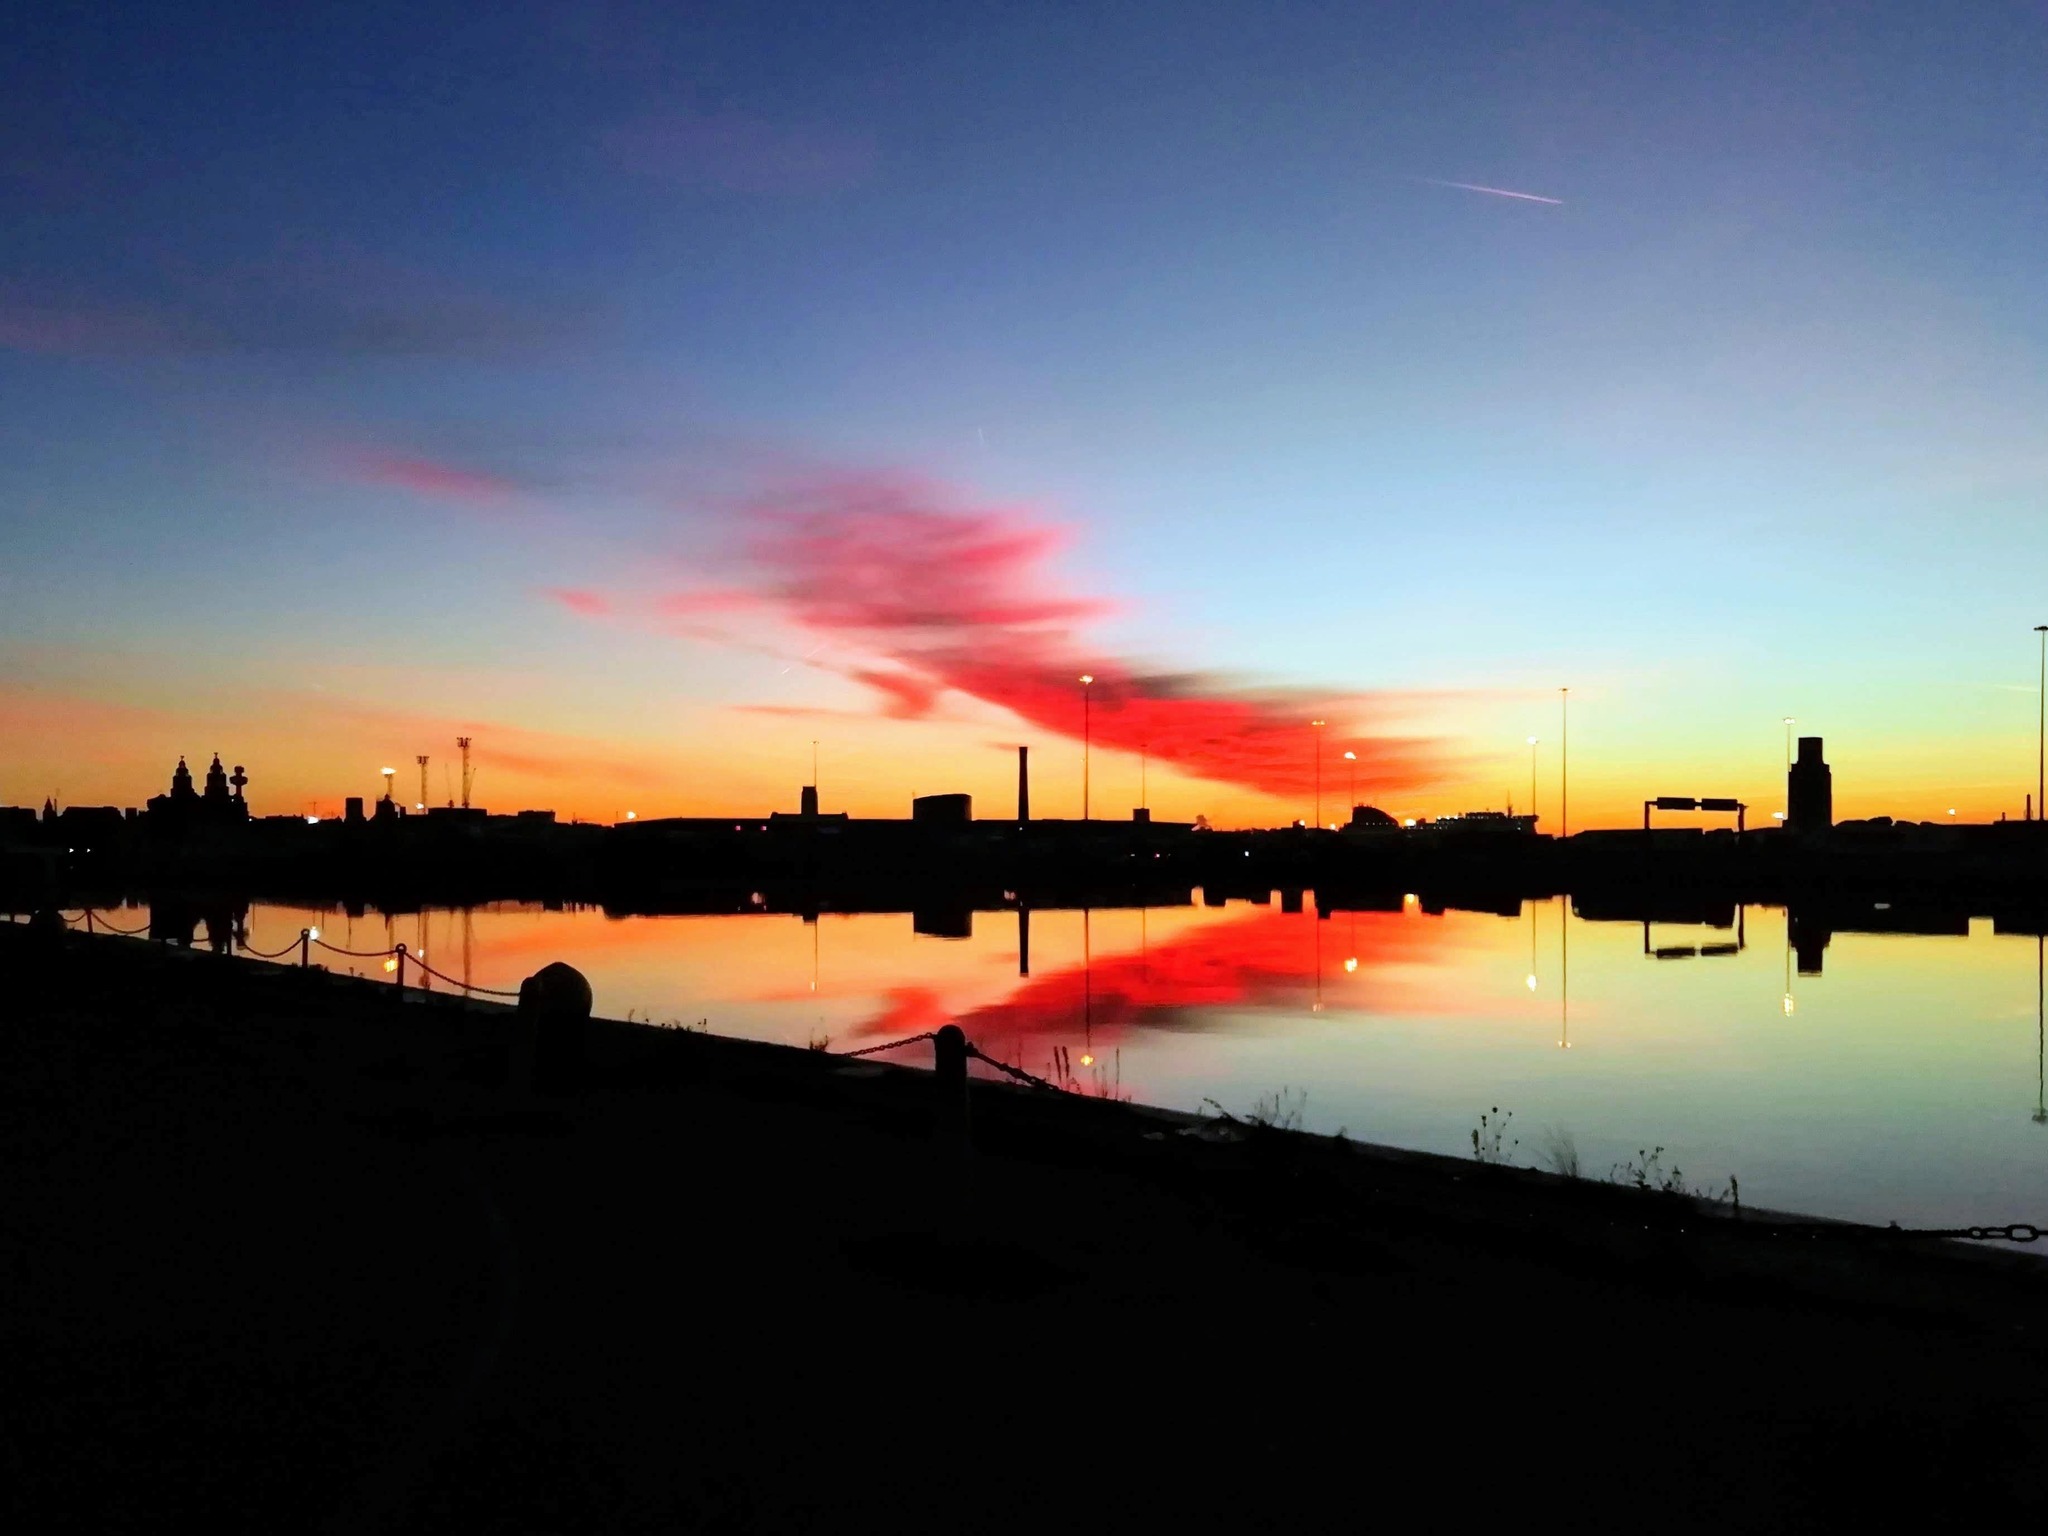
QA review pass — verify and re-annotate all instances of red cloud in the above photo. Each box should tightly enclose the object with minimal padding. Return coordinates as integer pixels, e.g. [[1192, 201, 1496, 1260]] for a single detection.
[[726, 472, 1446, 799], [551, 469, 1453, 800], [347, 452, 519, 506], [546, 587, 613, 617]]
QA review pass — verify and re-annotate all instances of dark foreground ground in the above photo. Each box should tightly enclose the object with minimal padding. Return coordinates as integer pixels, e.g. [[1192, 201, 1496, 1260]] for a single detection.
[[5, 923, 2047, 1533]]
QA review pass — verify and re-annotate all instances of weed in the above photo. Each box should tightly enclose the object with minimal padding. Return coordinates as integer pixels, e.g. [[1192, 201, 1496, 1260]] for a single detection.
[[1608, 1146, 1736, 1206], [1534, 1126, 1581, 1179], [1470, 1106, 1518, 1165], [1247, 1087, 1307, 1131], [807, 1029, 833, 1052]]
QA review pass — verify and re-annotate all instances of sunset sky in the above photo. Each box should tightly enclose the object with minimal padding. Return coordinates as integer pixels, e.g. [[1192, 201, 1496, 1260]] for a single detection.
[[6, 2, 2048, 828]]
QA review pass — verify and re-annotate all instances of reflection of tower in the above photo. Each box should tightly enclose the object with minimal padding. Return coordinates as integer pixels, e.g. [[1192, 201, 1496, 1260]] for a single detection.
[[419, 909, 432, 992], [1018, 904, 1031, 977], [1527, 897, 1539, 991], [462, 906, 473, 991]]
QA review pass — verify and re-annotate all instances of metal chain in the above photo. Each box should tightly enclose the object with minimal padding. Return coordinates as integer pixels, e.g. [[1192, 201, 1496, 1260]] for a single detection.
[[239, 939, 305, 960], [408, 953, 522, 998], [313, 938, 400, 959], [964, 1043, 1062, 1093], [836, 1031, 939, 1059], [86, 910, 153, 937]]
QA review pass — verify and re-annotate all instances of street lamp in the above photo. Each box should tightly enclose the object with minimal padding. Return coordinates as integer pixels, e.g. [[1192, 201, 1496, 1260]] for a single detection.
[[1079, 675, 1094, 820], [1311, 720, 1327, 828], [1559, 688, 1570, 837], [1783, 716, 1795, 768], [2035, 626, 2047, 821], [1342, 750, 1357, 822], [379, 766, 395, 802]]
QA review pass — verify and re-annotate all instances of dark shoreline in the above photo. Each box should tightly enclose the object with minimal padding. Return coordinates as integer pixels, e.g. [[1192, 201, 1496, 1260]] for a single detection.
[[8, 921, 2048, 1530]]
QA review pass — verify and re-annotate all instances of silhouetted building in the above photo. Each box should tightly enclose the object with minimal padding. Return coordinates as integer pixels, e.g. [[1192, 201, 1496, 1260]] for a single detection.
[[911, 793, 971, 824], [800, 784, 819, 817], [1788, 737, 1832, 835], [1348, 805, 1399, 830], [146, 754, 249, 834]]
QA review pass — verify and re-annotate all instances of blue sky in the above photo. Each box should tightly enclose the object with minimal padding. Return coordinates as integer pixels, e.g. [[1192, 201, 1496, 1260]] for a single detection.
[[5, 1, 2047, 823]]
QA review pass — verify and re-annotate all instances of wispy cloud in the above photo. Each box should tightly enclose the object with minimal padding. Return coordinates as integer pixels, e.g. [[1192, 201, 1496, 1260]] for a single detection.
[[1410, 176, 1563, 205], [343, 451, 522, 508]]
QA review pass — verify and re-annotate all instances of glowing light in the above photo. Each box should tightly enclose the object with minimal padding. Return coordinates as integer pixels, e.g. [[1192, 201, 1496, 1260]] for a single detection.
[[307, 928, 320, 941], [1343, 750, 1356, 761], [1343, 957, 1358, 973], [1783, 993, 1796, 1017], [1402, 893, 1419, 907], [415, 802, 425, 811], [1080, 1053, 1094, 1067], [1527, 736, 1538, 746], [1526, 974, 1538, 991], [382, 958, 398, 972], [1948, 808, 1957, 817], [1078, 674, 1093, 685], [1772, 811, 1786, 822], [1402, 817, 1417, 828], [625, 811, 637, 820], [305, 815, 320, 824]]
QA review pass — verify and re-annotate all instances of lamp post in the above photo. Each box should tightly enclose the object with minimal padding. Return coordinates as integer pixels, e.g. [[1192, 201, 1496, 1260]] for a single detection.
[[1526, 737, 1538, 824], [2035, 627, 2047, 821], [379, 766, 395, 804], [1343, 750, 1356, 822], [1079, 675, 1094, 820], [1311, 720, 1326, 828], [1783, 716, 1795, 768], [1559, 688, 1570, 837]]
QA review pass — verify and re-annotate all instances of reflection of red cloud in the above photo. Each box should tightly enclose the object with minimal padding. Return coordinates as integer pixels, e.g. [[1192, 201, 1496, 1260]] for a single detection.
[[678, 472, 1452, 799], [849, 906, 1454, 1048]]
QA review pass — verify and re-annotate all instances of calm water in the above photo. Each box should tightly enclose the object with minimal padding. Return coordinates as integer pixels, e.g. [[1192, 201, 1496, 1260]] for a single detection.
[[78, 894, 2048, 1231]]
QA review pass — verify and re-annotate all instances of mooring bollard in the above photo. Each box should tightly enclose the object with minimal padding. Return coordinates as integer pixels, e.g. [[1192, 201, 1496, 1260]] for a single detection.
[[298, 928, 311, 968], [934, 1024, 970, 1153], [520, 961, 592, 1097], [393, 943, 408, 995]]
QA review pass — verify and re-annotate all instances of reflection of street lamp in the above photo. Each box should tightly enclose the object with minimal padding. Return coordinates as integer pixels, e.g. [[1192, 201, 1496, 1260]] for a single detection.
[[1079, 675, 1094, 820], [1526, 737, 1538, 823], [1311, 720, 1327, 828]]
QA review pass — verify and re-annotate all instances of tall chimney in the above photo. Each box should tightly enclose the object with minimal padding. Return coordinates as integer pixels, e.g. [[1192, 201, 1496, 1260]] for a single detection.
[[1017, 746, 1031, 823]]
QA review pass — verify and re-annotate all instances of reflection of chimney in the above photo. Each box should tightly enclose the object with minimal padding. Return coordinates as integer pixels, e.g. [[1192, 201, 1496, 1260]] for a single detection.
[[800, 784, 819, 817], [1017, 746, 1030, 823]]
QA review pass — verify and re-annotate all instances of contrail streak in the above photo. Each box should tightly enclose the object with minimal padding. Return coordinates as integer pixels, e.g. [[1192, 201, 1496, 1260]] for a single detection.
[[1412, 176, 1562, 205]]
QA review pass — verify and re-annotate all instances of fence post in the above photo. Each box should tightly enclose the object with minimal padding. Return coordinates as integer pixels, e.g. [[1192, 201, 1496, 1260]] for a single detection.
[[299, 929, 311, 967], [934, 1024, 970, 1154], [394, 943, 408, 995], [83, 909, 94, 936]]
